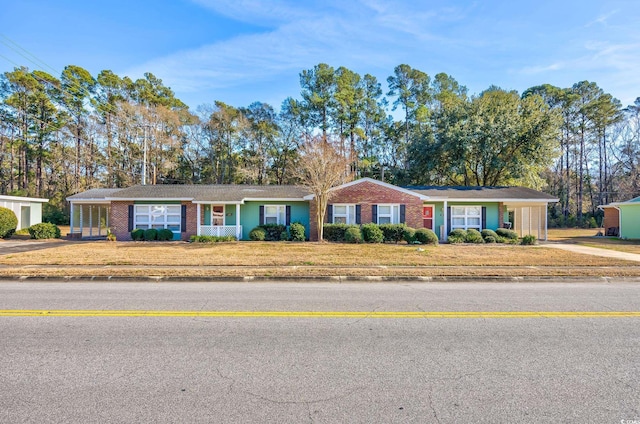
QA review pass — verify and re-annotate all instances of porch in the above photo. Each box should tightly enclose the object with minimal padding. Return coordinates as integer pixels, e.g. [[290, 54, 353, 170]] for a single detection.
[[69, 203, 110, 239], [196, 202, 242, 240]]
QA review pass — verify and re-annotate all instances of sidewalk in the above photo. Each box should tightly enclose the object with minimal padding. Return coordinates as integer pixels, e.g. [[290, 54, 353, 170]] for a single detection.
[[544, 243, 640, 263]]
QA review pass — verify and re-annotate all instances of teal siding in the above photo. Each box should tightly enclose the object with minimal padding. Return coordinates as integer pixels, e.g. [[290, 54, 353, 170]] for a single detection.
[[225, 205, 237, 226], [240, 201, 310, 240], [431, 202, 500, 234], [619, 204, 640, 239]]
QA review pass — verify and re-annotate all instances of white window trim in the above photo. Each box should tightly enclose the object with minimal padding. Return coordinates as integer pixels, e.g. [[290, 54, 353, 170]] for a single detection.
[[332, 204, 356, 224], [264, 205, 286, 225], [376, 204, 400, 225], [451, 205, 482, 231], [134, 204, 181, 234]]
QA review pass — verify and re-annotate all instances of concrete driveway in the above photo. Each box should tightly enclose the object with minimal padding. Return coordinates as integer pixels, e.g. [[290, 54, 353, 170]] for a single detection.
[[544, 242, 640, 262]]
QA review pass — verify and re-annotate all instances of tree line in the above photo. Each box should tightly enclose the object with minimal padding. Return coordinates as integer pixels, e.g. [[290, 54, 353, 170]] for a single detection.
[[1, 62, 639, 226]]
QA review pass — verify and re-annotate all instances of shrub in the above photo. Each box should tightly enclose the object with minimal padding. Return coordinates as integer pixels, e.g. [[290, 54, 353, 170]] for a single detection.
[[587, 217, 598, 229], [379, 224, 407, 243], [361, 223, 384, 243], [465, 229, 484, 244], [131, 228, 144, 241], [106, 230, 117, 242], [189, 235, 236, 243], [259, 224, 286, 241], [521, 234, 537, 245], [144, 228, 158, 241], [323, 224, 356, 242], [0, 207, 18, 239], [344, 226, 363, 243], [403, 227, 416, 244], [28, 222, 61, 239], [496, 228, 519, 240], [42, 204, 68, 225], [484, 235, 497, 243], [447, 229, 467, 244], [415, 228, 439, 245], [280, 230, 289, 241], [481, 229, 499, 242], [289, 222, 306, 242], [249, 227, 266, 241], [157, 228, 174, 241]]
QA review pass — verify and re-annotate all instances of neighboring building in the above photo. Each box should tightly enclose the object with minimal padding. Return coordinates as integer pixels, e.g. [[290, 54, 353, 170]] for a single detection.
[[0, 195, 49, 230], [600, 196, 640, 239], [67, 178, 558, 241]]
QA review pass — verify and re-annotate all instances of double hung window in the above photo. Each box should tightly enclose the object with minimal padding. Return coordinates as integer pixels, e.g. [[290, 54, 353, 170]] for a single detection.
[[332, 204, 356, 224], [376, 204, 400, 224]]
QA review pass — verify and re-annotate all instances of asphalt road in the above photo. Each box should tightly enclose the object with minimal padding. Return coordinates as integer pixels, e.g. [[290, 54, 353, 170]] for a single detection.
[[1, 281, 640, 423]]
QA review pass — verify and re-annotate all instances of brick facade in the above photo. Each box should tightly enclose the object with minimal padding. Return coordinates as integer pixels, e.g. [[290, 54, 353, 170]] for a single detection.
[[602, 207, 619, 233], [110, 200, 197, 241], [309, 180, 425, 241]]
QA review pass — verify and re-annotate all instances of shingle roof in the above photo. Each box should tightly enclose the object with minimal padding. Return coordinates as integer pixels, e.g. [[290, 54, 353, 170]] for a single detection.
[[105, 184, 312, 202], [66, 188, 122, 200], [405, 186, 558, 201]]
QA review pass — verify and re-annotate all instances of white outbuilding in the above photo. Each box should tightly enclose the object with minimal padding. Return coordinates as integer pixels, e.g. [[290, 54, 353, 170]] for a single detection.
[[0, 195, 49, 230]]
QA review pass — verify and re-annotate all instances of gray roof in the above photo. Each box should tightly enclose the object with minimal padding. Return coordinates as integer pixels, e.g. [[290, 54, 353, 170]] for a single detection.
[[67, 188, 122, 200], [104, 184, 312, 202], [405, 186, 558, 201]]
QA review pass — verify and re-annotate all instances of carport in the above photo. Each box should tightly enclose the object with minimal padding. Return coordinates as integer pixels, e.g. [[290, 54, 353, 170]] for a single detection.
[[67, 189, 120, 238]]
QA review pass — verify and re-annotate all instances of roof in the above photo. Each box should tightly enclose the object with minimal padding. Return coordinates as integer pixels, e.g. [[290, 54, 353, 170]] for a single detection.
[[69, 185, 312, 203], [0, 194, 49, 203], [600, 195, 640, 208], [304, 177, 429, 201], [405, 186, 558, 202]]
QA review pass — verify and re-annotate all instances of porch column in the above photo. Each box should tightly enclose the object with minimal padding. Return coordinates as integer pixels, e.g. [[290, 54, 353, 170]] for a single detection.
[[443, 200, 448, 242], [98, 206, 102, 236], [70, 203, 74, 234], [236, 204, 241, 240], [196, 204, 201, 236], [79, 205, 84, 237]]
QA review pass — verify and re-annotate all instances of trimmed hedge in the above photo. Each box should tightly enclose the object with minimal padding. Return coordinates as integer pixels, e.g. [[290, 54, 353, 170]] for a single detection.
[[289, 222, 306, 241], [521, 234, 537, 245], [259, 224, 286, 241], [249, 227, 267, 241], [403, 227, 416, 244], [323, 224, 358, 242], [131, 228, 144, 241], [447, 229, 467, 244], [28, 222, 61, 239], [379, 224, 407, 243], [0, 206, 18, 239], [144, 228, 158, 241], [361, 223, 384, 243], [157, 228, 174, 241], [465, 229, 484, 244], [496, 228, 518, 240], [344, 227, 363, 243], [481, 229, 499, 242], [415, 228, 439, 245]]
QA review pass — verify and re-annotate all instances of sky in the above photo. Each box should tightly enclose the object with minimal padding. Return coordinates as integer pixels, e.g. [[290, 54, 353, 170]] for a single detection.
[[1, 0, 639, 111]]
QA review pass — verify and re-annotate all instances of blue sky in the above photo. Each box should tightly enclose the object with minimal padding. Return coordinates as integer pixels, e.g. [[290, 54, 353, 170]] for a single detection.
[[1, 0, 639, 110]]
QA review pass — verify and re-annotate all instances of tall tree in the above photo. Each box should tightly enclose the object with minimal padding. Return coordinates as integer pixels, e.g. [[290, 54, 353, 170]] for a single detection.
[[299, 63, 335, 137]]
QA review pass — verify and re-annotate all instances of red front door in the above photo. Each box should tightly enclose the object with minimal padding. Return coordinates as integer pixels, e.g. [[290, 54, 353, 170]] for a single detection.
[[422, 206, 433, 229]]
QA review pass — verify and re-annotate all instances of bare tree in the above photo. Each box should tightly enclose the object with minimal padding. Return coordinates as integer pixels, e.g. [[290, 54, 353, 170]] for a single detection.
[[296, 135, 350, 241]]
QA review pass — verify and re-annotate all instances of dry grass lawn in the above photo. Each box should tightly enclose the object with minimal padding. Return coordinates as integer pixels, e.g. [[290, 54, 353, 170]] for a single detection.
[[547, 228, 640, 254]]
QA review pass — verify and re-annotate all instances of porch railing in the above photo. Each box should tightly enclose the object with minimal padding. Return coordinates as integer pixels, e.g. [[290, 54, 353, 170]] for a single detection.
[[199, 225, 242, 239]]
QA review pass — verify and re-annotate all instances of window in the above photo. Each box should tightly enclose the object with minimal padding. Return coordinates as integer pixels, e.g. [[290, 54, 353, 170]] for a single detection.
[[134, 204, 181, 234], [377, 204, 400, 224], [264, 205, 286, 225], [451, 206, 482, 231], [333, 204, 356, 224]]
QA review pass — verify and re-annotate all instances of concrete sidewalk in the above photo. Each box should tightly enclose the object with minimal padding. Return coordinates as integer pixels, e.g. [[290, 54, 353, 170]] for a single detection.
[[544, 243, 640, 262]]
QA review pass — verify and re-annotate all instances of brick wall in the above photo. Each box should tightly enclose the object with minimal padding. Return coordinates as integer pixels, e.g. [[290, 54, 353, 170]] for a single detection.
[[602, 207, 619, 232], [309, 180, 424, 241]]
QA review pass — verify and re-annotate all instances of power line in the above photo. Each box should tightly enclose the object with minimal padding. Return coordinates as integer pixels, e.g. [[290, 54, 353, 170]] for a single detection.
[[0, 34, 60, 76]]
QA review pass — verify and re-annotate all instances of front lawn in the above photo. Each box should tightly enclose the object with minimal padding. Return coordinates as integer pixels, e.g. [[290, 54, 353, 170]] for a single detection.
[[547, 228, 640, 254]]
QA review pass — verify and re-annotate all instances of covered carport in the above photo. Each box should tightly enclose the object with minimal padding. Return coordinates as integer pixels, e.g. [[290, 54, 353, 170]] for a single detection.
[[67, 189, 120, 239]]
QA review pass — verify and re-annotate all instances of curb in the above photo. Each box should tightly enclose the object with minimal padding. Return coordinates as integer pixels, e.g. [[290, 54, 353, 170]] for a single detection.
[[2, 275, 640, 283]]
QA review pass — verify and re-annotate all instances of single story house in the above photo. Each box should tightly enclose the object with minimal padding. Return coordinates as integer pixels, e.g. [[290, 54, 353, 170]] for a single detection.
[[0, 194, 49, 230], [599, 196, 640, 239], [67, 178, 558, 241]]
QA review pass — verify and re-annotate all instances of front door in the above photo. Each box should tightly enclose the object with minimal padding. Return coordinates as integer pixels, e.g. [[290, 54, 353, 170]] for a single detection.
[[422, 205, 434, 230]]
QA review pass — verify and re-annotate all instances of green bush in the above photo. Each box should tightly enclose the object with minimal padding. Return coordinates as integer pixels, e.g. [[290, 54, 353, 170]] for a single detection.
[[521, 234, 537, 245], [249, 227, 266, 241], [189, 235, 236, 243], [379, 224, 407, 243], [144, 228, 158, 241], [131, 228, 144, 241], [481, 229, 499, 242], [0, 206, 18, 239], [484, 235, 497, 243], [465, 229, 484, 244], [280, 230, 289, 241], [403, 227, 416, 243], [414, 228, 439, 245], [289, 222, 306, 241], [447, 229, 467, 244], [587, 217, 598, 229], [42, 204, 68, 225], [361, 223, 384, 243], [496, 228, 518, 240], [28, 222, 61, 239], [157, 228, 174, 241], [323, 224, 358, 242], [344, 227, 363, 243], [259, 224, 286, 241]]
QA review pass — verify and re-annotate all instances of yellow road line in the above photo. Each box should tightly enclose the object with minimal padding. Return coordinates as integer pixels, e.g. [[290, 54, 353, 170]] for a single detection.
[[1, 310, 640, 318]]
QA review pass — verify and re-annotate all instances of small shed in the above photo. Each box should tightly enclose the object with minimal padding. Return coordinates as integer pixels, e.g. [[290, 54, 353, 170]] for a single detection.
[[600, 196, 640, 239], [0, 195, 49, 230]]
